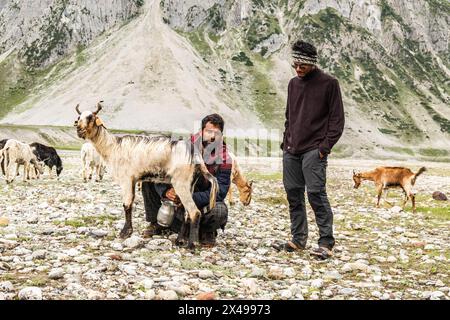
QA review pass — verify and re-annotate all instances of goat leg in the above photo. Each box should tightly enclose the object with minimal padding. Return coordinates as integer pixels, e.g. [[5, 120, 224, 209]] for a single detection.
[[119, 181, 135, 239], [119, 203, 133, 238], [176, 214, 189, 247], [187, 210, 201, 250]]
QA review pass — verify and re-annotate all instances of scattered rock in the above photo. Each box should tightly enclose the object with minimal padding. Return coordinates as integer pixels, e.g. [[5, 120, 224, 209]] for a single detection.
[[198, 270, 214, 279], [18, 287, 43, 300], [310, 279, 324, 289], [48, 268, 65, 280], [390, 206, 403, 213], [430, 291, 445, 300], [432, 191, 447, 201], [196, 292, 216, 300], [144, 289, 155, 300], [0, 217, 9, 227], [90, 229, 108, 237], [0, 281, 14, 292], [280, 289, 292, 299], [32, 250, 47, 260], [146, 238, 172, 251], [157, 290, 178, 300], [268, 266, 285, 280], [387, 256, 397, 263], [341, 262, 369, 273], [241, 278, 259, 294], [123, 236, 144, 249]]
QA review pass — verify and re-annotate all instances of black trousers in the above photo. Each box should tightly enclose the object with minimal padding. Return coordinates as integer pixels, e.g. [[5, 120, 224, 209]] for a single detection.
[[141, 181, 228, 233], [282, 148, 335, 250]]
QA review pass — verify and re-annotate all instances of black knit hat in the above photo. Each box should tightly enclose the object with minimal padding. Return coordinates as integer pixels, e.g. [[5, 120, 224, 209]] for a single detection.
[[291, 40, 318, 65]]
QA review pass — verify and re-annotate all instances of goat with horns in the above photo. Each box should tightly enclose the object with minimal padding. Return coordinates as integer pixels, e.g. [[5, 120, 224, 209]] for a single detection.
[[74, 101, 218, 249]]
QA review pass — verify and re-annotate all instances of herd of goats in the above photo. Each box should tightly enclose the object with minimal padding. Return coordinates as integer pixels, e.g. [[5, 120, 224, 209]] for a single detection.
[[0, 101, 429, 248]]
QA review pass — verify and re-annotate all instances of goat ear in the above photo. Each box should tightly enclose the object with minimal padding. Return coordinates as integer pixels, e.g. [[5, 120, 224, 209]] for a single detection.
[[95, 117, 104, 127]]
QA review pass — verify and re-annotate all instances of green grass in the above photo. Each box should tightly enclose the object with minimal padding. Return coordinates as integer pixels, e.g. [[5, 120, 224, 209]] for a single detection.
[[247, 172, 282, 181], [61, 214, 117, 228], [27, 275, 48, 287], [418, 148, 449, 157], [416, 206, 450, 221], [384, 146, 415, 156], [177, 29, 213, 57], [259, 195, 288, 206]]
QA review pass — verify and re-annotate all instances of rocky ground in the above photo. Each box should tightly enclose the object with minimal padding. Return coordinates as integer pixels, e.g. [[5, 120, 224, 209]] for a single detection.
[[0, 151, 449, 300]]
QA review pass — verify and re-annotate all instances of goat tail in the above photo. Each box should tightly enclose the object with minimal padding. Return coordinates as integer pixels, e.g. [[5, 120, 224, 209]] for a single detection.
[[4, 147, 10, 169], [412, 167, 426, 185], [0, 147, 4, 175], [202, 163, 218, 210], [194, 153, 218, 210]]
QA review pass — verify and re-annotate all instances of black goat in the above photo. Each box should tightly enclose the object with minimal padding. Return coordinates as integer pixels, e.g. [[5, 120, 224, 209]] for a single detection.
[[29, 142, 63, 177]]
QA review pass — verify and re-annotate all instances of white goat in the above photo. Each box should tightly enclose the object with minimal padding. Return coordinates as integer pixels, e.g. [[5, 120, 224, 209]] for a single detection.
[[74, 102, 218, 249], [0, 139, 44, 183], [81, 142, 106, 182]]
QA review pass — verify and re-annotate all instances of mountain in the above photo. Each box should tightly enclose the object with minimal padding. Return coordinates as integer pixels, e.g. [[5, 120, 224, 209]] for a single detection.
[[0, 0, 449, 158]]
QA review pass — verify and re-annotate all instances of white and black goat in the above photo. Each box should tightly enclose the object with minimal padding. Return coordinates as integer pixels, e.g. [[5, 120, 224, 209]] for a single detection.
[[0, 139, 44, 183], [74, 101, 218, 249]]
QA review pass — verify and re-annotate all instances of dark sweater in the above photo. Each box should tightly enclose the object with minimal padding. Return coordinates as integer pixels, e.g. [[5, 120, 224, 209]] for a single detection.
[[282, 68, 345, 155]]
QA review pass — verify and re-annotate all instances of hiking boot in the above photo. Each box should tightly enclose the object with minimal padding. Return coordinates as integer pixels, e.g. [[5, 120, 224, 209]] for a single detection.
[[200, 231, 217, 248], [142, 223, 163, 238], [272, 240, 305, 252], [310, 246, 333, 260]]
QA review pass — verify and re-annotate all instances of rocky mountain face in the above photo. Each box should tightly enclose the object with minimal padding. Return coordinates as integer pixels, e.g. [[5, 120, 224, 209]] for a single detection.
[[0, 0, 142, 68], [0, 0, 449, 158]]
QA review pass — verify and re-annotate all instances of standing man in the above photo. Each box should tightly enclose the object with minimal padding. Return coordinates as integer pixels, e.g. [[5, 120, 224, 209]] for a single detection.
[[277, 40, 345, 259]]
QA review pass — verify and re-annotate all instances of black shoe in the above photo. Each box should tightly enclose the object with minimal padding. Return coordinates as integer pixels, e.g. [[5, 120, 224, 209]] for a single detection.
[[200, 231, 217, 248], [310, 246, 333, 260], [142, 223, 163, 238], [272, 240, 305, 252]]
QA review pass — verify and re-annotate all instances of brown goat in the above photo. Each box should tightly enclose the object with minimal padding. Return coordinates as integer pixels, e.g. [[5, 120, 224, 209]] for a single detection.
[[353, 166, 426, 212]]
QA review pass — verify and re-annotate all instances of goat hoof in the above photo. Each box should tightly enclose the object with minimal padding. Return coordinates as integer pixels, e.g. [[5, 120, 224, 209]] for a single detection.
[[119, 227, 133, 239], [187, 242, 196, 251], [175, 238, 187, 247]]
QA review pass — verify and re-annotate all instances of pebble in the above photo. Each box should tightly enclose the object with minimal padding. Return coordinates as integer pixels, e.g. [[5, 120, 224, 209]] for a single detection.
[[341, 262, 369, 273], [123, 236, 144, 249], [0, 281, 14, 292], [310, 279, 323, 289], [90, 229, 108, 237], [157, 290, 178, 300], [198, 270, 214, 279], [146, 238, 172, 251], [430, 291, 445, 300], [144, 289, 155, 300], [48, 268, 65, 280], [32, 250, 47, 260], [0, 217, 8, 227], [18, 287, 43, 300]]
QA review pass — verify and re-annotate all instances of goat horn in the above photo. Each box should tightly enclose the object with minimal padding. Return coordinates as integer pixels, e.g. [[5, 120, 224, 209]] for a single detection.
[[75, 104, 81, 115], [94, 100, 104, 114]]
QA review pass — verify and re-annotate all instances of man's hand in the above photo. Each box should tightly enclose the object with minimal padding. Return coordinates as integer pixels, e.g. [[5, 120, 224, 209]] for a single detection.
[[319, 151, 325, 159], [165, 188, 180, 203]]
